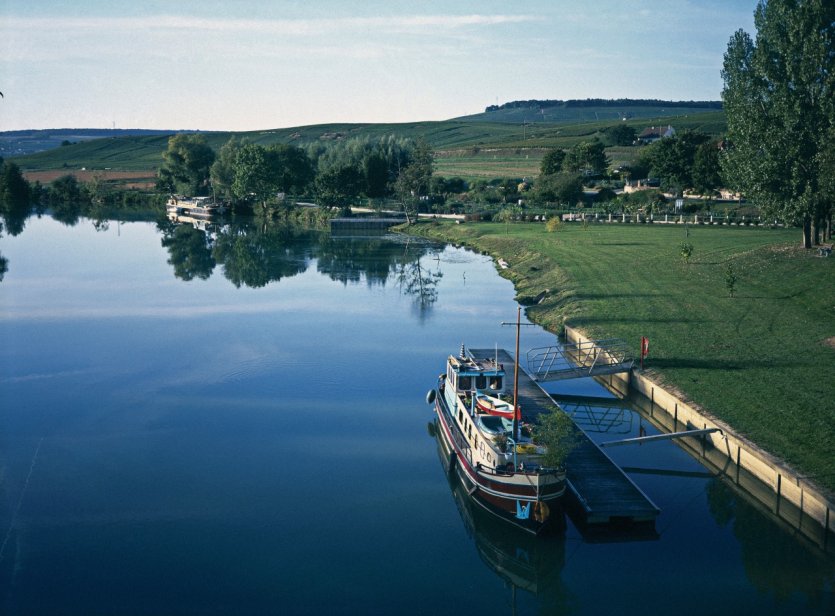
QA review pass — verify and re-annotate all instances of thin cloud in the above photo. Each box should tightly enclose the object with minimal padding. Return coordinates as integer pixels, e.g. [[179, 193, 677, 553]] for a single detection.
[[6, 14, 539, 37]]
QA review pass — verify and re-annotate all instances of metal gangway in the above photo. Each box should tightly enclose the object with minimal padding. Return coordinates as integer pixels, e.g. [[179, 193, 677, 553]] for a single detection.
[[527, 339, 634, 382]]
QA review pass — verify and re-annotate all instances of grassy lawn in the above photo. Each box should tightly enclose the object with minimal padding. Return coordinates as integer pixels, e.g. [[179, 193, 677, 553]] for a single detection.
[[409, 220, 835, 496]]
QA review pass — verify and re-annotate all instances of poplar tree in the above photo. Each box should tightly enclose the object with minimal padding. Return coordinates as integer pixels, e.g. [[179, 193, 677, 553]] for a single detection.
[[721, 0, 835, 247]]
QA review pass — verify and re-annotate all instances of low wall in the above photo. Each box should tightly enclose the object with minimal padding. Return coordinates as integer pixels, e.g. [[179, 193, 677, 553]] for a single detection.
[[564, 325, 835, 551]]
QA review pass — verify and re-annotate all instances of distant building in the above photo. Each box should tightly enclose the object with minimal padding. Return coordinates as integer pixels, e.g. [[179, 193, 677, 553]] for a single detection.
[[637, 125, 675, 144]]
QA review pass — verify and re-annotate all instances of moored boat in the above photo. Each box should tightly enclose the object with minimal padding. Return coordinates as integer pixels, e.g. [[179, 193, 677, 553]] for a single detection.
[[166, 195, 227, 219], [428, 344, 567, 534]]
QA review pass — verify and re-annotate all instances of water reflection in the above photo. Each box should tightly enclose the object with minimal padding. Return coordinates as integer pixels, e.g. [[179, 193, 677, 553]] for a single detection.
[[433, 425, 569, 612], [160, 224, 216, 281], [707, 479, 835, 605], [158, 216, 444, 308]]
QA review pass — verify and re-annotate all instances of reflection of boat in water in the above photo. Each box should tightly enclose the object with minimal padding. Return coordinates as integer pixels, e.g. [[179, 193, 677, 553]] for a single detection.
[[165, 211, 220, 231], [433, 425, 566, 602], [428, 344, 567, 534], [166, 195, 227, 219]]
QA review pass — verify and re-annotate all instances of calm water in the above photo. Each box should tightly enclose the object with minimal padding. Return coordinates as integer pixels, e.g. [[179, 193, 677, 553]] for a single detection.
[[0, 214, 833, 615]]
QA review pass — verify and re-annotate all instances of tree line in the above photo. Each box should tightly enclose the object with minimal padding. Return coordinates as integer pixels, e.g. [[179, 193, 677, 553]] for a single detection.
[[156, 133, 435, 219], [485, 99, 723, 112]]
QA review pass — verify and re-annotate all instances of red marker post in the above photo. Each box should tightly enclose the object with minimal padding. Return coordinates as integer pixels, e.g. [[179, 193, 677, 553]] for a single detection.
[[640, 336, 649, 369]]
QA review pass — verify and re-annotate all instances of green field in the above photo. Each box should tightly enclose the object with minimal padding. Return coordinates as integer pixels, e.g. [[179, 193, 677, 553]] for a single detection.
[[408, 220, 835, 496], [11, 109, 726, 180]]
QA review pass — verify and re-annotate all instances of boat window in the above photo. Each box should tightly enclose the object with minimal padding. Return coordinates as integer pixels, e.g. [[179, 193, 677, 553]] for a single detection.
[[475, 375, 487, 390], [489, 376, 503, 390], [458, 376, 471, 391], [458, 409, 463, 423]]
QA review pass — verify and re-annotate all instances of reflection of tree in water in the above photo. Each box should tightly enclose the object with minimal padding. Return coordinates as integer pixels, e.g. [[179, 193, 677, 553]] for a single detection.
[[315, 235, 438, 290], [160, 224, 216, 281], [1, 196, 32, 237], [49, 200, 84, 227], [316, 237, 394, 286], [706, 479, 835, 604], [211, 224, 312, 289], [395, 240, 443, 317]]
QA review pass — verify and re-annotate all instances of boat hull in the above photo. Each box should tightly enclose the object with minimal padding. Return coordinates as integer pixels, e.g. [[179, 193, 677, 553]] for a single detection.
[[434, 391, 565, 534]]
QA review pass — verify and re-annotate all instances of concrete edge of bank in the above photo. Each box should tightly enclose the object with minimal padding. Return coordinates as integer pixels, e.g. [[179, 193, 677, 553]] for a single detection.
[[564, 325, 835, 551]]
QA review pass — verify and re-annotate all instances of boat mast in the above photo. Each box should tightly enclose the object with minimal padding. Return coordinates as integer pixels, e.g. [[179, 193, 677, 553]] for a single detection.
[[513, 306, 520, 439]]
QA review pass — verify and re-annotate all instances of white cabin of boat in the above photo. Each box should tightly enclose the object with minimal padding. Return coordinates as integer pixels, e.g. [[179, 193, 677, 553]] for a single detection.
[[166, 195, 227, 218], [440, 347, 554, 475], [433, 345, 566, 532]]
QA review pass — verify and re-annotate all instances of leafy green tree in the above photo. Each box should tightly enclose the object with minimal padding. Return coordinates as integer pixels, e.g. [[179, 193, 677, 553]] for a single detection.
[[158, 134, 216, 196], [532, 407, 578, 469], [363, 151, 390, 198], [210, 137, 243, 200], [692, 140, 723, 197], [394, 137, 434, 222], [563, 140, 609, 175], [267, 144, 314, 195], [603, 124, 637, 146], [721, 0, 835, 247], [533, 173, 584, 207], [647, 130, 710, 195], [232, 143, 275, 209], [725, 262, 738, 298], [540, 149, 566, 175], [679, 242, 694, 264], [315, 163, 363, 212], [0, 161, 31, 209]]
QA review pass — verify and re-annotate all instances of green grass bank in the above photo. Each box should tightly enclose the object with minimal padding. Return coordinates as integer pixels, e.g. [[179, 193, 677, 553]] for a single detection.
[[407, 219, 835, 497]]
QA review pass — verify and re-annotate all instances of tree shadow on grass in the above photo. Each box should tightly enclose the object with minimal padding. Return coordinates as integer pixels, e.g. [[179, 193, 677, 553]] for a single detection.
[[574, 292, 661, 299], [571, 316, 711, 325], [647, 358, 794, 370]]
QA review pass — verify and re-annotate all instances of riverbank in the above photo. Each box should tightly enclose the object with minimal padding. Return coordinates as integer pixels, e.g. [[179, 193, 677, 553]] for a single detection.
[[404, 219, 835, 499]]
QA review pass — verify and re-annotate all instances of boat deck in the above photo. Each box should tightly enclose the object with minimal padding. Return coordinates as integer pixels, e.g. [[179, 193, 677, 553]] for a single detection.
[[469, 348, 660, 526]]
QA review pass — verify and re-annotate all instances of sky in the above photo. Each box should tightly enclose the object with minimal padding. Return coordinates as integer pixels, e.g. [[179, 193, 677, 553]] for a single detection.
[[0, 0, 757, 132]]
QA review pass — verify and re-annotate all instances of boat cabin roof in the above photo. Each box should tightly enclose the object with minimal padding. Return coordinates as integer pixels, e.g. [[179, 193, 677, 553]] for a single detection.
[[447, 353, 504, 377]]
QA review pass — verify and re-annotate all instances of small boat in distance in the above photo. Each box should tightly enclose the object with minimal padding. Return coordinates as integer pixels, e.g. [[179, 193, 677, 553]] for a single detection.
[[428, 343, 567, 534], [166, 195, 227, 219]]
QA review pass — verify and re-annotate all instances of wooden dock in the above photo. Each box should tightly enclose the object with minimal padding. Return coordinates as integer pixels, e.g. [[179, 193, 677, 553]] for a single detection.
[[469, 348, 660, 526]]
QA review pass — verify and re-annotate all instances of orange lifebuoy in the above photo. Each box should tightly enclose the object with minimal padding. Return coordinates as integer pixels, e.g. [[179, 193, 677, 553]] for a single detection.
[[533, 501, 550, 523]]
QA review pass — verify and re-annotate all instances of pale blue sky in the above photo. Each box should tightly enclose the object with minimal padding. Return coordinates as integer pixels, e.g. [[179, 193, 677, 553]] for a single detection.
[[1, 1, 757, 131]]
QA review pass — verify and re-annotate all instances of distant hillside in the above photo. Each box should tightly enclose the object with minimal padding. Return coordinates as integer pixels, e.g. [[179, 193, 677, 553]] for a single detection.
[[9, 110, 726, 174], [0, 128, 201, 158], [455, 98, 723, 125]]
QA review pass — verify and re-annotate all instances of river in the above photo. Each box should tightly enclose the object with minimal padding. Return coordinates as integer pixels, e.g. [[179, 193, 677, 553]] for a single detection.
[[0, 214, 832, 615]]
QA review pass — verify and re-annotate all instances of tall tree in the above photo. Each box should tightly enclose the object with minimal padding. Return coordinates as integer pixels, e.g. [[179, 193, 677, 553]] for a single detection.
[[159, 134, 216, 196], [603, 124, 637, 147], [315, 163, 363, 213], [540, 149, 566, 175], [267, 144, 314, 195], [231, 143, 275, 209], [648, 130, 710, 195], [394, 138, 434, 222], [721, 0, 835, 247], [692, 140, 723, 198], [563, 140, 609, 175], [210, 137, 243, 200]]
